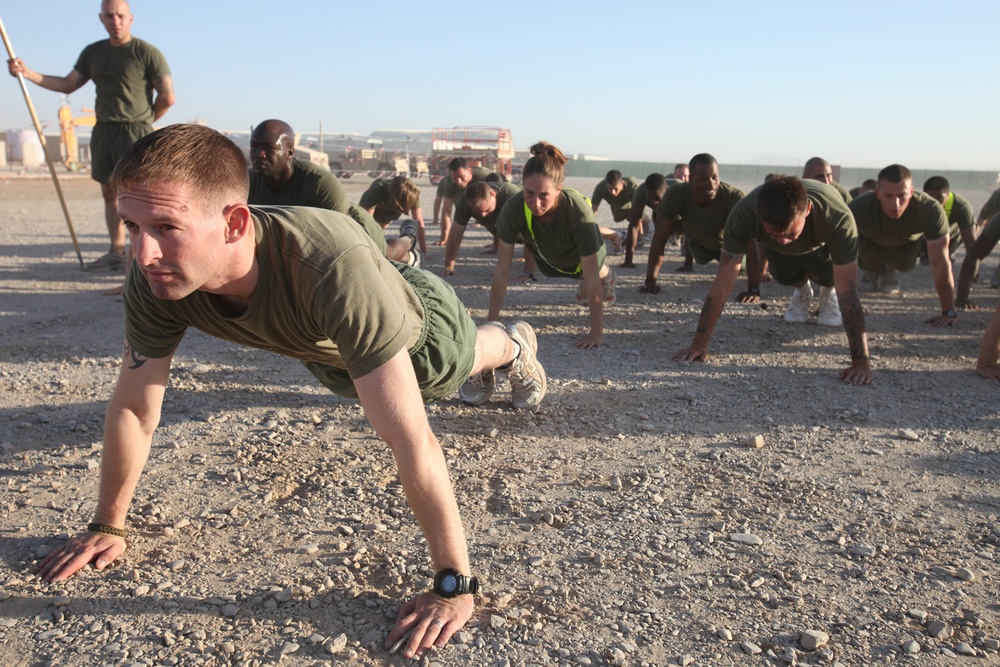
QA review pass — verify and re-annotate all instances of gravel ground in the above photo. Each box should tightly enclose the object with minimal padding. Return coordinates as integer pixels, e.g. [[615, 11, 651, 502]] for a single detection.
[[1, 174, 998, 667]]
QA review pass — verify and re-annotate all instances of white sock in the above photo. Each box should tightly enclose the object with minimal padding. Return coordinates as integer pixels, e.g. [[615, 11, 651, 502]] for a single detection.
[[819, 286, 835, 298], [796, 281, 812, 296]]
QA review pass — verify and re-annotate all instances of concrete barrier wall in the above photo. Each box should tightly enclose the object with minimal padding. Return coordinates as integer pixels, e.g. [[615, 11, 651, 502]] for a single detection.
[[566, 160, 1000, 213]]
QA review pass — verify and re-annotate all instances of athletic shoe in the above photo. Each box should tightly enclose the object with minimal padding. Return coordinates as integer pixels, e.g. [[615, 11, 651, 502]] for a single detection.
[[83, 251, 127, 272], [990, 264, 1000, 289], [815, 289, 842, 327], [502, 321, 546, 409], [399, 219, 418, 248], [405, 249, 422, 269], [860, 269, 879, 291], [783, 287, 811, 323], [878, 268, 901, 294], [575, 270, 616, 306], [459, 369, 495, 406], [601, 268, 617, 306]]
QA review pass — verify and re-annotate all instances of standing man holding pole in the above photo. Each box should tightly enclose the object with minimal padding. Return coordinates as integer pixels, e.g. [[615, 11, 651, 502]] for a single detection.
[[7, 0, 174, 271]]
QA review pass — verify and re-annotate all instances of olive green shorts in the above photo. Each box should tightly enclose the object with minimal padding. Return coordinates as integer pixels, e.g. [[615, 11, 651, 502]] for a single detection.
[[764, 246, 835, 288], [90, 121, 153, 185], [303, 263, 477, 403], [688, 239, 722, 265], [857, 236, 921, 273]]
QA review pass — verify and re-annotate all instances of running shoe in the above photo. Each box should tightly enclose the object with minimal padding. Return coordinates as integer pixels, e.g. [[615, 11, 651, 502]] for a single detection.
[[815, 289, 842, 327], [83, 251, 127, 272], [459, 369, 495, 406], [502, 321, 546, 409]]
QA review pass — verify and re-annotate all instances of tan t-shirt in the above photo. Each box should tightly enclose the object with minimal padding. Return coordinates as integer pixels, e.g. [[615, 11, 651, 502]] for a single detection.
[[724, 179, 859, 264], [850, 190, 949, 247], [124, 206, 423, 379], [657, 181, 745, 253]]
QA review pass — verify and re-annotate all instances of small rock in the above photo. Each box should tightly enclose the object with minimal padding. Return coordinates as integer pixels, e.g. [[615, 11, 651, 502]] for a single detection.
[[779, 647, 797, 663], [326, 633, 347, 654], [907, 608, 927, 622], [295, 543, 319, 555], [898, 429, 920, 441], [955, 567, 975, 582], [849, 544, 875, 557], [742, 434, 765, 449], [490, 614, 506, 629], [53, 596, 70, 607], [983, 638, 999, 651], [729, 533, 763, 546], [134, 585, 150, 596], [902, 640, 920, 654], [956, 642, 976, 656], [280, 642, 299, 654], [801, 629, 829, 651], [678, 656, 695, 666], [35, 545, 52, 558], [718, 628, 733, 641], [220, 604, 238, 617], [166, 559, 184, 571], [740, 642, 762, 655], [926, 620, 953, 640]]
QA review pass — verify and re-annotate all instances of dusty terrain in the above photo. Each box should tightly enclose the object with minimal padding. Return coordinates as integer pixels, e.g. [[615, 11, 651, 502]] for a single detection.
[[0, 174, 998, 667]]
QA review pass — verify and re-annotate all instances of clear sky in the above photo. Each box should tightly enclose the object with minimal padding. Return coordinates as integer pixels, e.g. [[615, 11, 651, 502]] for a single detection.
[[2, 0, 998, 171]]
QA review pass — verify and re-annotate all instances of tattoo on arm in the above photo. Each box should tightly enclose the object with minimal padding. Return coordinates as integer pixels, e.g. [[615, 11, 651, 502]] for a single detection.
[[124, 341, 148, 370], [153, 74, 173, 95], [838, 286, 868, 360], [720, 251, 742, 267], [696, 296, 714, 334]]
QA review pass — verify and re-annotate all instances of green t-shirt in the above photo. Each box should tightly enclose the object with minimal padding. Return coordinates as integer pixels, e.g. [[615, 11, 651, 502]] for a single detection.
[[627, 177, 681, 224], [73, 37, 170, 125], [435, 178, 448, 198], [831, 181, 853, 204], [657, 181, 745, 253], [944, 192, 976, 242], [849, 190, 949, 247], [247, 159, 350, 214], [724, 179, 859, 264], [979, 188, 1000, 222], [123, 206, 422, 379], [497, 189, 604, 270], [453, 182, 521, 234], [359, 177, 406, 224], [980, 212, 1000, 244], [247, 160, 383, 253], [592, 177, 639, 218], [442, 165, 492, 200]]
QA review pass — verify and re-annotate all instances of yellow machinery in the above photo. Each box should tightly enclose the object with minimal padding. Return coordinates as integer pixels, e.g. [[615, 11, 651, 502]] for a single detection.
[[57, 100, 95, 171]]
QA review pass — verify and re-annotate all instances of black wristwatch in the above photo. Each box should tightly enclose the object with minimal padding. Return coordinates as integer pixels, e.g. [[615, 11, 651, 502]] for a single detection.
[[433, 568, 479, 598], [942, 308, 958, 317]]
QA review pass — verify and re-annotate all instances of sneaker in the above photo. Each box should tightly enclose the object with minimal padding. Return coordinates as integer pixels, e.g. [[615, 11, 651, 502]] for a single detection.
[[815, 288, 842, 326], [83, 251, 127, 272], [784, 287, 811, 323], [405, 249, 422, 269], [601, 268, 616, 306], [459, 369, 495, 406], [878, 268, 901, 294], [990, 264, 1000, 289], [501, 321, 546, 409], [860, 269, 879, 291], [399, 218, 418, 247]]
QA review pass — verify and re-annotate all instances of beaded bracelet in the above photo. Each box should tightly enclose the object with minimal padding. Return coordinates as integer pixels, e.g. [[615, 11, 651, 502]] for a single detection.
[[87, 522, 129, 538]]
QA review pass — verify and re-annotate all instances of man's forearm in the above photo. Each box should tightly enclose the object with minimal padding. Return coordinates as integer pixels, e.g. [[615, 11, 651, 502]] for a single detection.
[[93, 407, 157, 526], [838, 286, 870, 361]]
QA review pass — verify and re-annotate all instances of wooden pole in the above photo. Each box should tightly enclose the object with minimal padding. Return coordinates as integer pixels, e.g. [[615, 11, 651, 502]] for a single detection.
[[0, 14, 84, 269]]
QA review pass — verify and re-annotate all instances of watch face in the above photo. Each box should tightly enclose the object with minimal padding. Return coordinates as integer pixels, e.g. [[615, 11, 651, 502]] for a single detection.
[[440, 574, 458, 594]]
